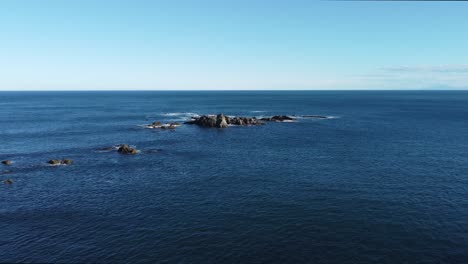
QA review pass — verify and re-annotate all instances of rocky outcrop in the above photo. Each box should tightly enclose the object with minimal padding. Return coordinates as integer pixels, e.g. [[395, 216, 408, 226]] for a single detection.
[[1, 160, 12, 166], [186, 114, 265, 128], [186, 115, 218, 127], [48, 159, 73, 166], [117, 144, 139, 155], [260, 115, 295, 122]]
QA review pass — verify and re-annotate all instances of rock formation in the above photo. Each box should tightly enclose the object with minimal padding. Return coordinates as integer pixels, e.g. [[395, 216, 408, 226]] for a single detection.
[[1, 160, 12, 166], [216, 114, 229, 128], [117, 144, 139, 155], [186, 114, 265, 128]]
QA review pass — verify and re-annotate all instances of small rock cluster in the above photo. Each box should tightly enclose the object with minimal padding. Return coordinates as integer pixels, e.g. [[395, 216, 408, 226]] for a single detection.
[[48, 159, 73, 166], [145, 121, 181, 129], [2, 158, 73, 186], [117, 144, 139, 155]]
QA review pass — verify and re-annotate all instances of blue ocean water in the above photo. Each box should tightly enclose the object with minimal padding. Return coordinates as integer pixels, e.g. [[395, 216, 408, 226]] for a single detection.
[[1, 91, 468, 263]]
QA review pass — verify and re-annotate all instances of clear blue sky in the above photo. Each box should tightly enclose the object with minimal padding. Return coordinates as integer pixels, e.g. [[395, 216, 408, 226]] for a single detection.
[[1, 0, 467, 90]]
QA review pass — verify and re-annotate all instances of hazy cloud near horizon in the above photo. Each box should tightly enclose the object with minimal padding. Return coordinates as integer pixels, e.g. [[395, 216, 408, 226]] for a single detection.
[[381, 65, 468, 74]]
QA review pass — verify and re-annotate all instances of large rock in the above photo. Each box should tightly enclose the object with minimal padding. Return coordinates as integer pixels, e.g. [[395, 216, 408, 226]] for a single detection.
[[216, 114, 229, 128], [186, 115, 217, 127], [118, 144, 138, 155], [1, 160, 12, 166]]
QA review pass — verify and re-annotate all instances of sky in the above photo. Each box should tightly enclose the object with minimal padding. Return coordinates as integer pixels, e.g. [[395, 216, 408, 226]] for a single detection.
[[0, 0, 467, 90]]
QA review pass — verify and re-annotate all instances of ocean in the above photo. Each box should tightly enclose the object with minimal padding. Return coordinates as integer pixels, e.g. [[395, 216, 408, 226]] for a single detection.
[[1, 91, 468, 263]]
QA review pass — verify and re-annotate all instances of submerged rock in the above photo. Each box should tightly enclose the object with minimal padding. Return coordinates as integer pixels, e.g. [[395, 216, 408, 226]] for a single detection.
[[3, 179, 13, 185], [98, 144, 139, 154], [117, 144, 139, 155], [48, 159, 61, 165], [1, 160, 12, 166], [260, 115, 295, 122], [98, 146, 115, 151], [62, 159, 73, 165], [303, 115, 328, 119]]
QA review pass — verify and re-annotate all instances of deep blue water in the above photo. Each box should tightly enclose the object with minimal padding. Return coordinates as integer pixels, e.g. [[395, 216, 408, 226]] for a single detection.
[[1, 91, 468, 263]]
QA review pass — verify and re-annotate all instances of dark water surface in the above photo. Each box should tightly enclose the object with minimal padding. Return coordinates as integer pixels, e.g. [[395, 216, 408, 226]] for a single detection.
[[1, 91, 468, 263]]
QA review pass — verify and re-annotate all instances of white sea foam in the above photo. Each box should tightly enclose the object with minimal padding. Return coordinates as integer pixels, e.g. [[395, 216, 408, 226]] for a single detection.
[[157, 112, 199, 121], [297, 115, 339, 119], [162, 112, 199, 117], [95, 145, 123, 152]]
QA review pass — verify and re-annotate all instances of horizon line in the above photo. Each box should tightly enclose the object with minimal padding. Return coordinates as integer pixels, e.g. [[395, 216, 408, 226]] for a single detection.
[[1, 89, 468, 92]]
